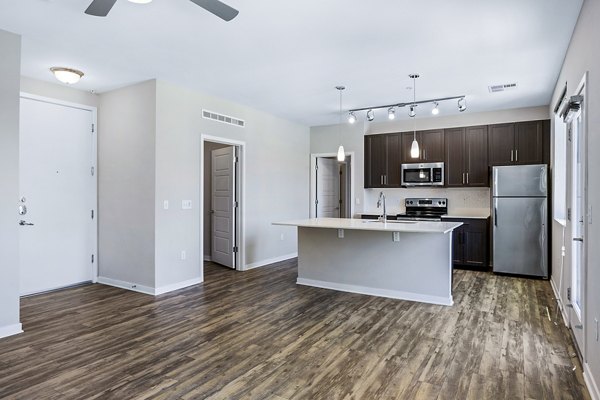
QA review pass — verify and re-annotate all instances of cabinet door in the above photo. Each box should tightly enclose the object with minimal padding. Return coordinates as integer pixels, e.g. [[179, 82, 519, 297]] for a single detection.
[[463, 219, 488, 267], [420, 129, 445, 162], [515, 121, 543, 164], [465, 125, 489, 186], [385, 134, 402, 187], [401, 132, 421, 162], [445, 128, 466, 187], [488, 123, 515, 166], [364, 135, 386, 188]]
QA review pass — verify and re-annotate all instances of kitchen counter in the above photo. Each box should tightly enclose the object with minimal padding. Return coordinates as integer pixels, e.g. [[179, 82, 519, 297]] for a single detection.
[[274, 218, 461, 306], [356, 210, 490, 220]]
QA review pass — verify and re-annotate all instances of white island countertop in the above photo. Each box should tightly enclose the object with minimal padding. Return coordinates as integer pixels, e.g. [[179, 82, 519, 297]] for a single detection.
[[273, 217, 461, 234]]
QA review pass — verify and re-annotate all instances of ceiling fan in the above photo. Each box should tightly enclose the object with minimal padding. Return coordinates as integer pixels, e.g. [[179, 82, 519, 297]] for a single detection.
[[85, 0, 239, 21]]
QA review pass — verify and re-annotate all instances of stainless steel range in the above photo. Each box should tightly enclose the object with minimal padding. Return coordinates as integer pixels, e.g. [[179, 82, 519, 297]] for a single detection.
[[396, 198, 448, 221]]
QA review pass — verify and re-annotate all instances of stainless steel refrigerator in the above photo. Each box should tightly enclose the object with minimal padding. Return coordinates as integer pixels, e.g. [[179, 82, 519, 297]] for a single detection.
[[492, 164, 548, 278]]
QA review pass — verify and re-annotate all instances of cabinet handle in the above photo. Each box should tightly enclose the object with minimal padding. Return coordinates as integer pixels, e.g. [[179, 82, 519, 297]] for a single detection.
[[510, 150, 514, 162], [466, 172, 469, 185], [462, 173, 465, 185], [380, 175, 383, 185], [515, 150, 518, 162]]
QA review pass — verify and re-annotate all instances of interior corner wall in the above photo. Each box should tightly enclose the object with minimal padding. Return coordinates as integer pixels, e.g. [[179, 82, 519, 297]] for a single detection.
[[98, 80, 157, 289], [0, 29, 22, 337], [549, 0, 600, 395], [155, 80, 309, 284], [20, 76, 99, 108]]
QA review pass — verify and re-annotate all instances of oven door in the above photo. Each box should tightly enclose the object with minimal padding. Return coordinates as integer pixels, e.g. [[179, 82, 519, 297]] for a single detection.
[[401, 165, 432, 186]]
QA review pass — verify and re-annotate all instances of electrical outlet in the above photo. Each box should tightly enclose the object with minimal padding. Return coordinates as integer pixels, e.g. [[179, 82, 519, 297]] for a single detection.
[[163, 200, 169, 210], [393, 232, 400, 242], [181, 250, 186, 260], [182, 200, 192, 210], [355, 197, 361, 205], [280, 233, 284, 241], [595, 318, 599, 341]]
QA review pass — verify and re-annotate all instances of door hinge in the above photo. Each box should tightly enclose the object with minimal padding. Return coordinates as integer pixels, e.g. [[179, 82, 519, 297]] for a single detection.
[[91, 210, 94, 219], [567, 208, 571, 221], [91, 166, 95, 176], [234, 201, 239, 208], [315, 199, 319, 205], [234, 156, 239, 163], [233, 246, 239, 253], [92, 124, 95, 133], [567, 287, 571, 301], [91, 254, 95, 263]]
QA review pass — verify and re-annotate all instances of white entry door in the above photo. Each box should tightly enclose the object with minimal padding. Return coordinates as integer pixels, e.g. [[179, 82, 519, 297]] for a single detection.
[[316, 158, 340, 218], [19, 97, 95, 295], [211, 146, 236, 269]]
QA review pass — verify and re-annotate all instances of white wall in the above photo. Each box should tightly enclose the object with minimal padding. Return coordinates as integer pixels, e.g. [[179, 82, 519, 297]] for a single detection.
[[20, 76, 99, 108], [155, 80, 309, 286], [0, 29, 22, 338], [549, 0, 600, 396], [98, 80, 157, 289], [310, 106, 548, 214]]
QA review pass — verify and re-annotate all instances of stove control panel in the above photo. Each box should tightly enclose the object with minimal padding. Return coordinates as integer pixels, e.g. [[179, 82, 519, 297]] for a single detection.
[[405, 198, 447, 208]]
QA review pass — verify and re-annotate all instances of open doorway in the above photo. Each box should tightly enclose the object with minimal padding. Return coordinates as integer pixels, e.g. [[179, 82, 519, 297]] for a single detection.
[[310, 153, 354, 218], [201, 136, 244, 275]]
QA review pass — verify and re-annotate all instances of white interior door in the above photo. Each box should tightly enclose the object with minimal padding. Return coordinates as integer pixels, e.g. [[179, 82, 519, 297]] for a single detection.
[[211, 146, 236, 269], [569, 104, 586, 352], [316, 158, 340, 218], [19, 97, 95, 295]]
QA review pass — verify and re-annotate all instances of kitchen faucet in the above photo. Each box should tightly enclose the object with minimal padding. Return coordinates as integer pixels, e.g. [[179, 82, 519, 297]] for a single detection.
[[377, 191, 387, 222]]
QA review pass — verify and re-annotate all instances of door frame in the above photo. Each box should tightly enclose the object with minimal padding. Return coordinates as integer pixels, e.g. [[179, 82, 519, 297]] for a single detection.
[[19, 92, 98, 283], [310, 152, 355, 218], [200, 135, 245, 273]]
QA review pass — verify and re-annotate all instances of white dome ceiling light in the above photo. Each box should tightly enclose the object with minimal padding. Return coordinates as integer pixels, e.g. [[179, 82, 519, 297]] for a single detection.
[[49, 67, 84, 85]]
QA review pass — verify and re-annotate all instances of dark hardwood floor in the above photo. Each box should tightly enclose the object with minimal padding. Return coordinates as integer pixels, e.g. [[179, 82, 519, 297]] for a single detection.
[[0, 260, 590, 399]]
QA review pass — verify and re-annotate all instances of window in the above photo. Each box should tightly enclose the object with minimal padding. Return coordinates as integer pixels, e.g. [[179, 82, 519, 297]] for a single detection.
[[553, 113, 567, 225]]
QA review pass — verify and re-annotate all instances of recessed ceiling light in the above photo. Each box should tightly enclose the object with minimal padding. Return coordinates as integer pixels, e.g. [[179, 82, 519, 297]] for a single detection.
[[49, 67, 84, 84]]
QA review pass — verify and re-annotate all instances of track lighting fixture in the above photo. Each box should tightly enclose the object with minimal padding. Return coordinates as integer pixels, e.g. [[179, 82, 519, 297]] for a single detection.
[[388, 107, 396, 120], [432, 102, 439, 115], [348, 111, 356, 124], [408, 105, 416, 118], [336, 86, 346, 162], [458, 97, 467, 112], [366, 109, 375, 121]]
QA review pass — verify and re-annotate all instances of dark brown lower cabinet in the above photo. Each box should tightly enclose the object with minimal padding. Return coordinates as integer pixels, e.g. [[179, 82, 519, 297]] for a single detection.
[[445, 217, 490, 269]]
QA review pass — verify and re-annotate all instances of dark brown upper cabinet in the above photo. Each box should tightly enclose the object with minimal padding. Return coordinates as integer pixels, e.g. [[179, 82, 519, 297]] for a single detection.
[[364, 133, 402, 188], [445, 126, 488, 187], [488, 120, 547, 166], [401, 129, 444, 163]]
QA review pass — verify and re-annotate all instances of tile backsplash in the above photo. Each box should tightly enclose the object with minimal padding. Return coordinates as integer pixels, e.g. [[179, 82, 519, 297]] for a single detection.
[[362, 187, 490, 214]]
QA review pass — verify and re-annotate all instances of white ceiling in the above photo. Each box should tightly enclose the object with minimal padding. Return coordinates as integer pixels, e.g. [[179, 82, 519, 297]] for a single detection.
[[0, 0, 584, 126]]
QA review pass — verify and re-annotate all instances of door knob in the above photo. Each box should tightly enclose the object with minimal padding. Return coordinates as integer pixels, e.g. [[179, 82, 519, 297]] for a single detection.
[[19, 220, 34, 226]]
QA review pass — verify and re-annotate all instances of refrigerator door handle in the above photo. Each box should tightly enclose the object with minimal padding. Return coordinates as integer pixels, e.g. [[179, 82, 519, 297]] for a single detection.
[[494, 207, 498, 226]]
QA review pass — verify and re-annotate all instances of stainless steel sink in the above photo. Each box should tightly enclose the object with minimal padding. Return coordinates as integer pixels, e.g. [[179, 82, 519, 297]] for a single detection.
[[361, 220, 417, 224]]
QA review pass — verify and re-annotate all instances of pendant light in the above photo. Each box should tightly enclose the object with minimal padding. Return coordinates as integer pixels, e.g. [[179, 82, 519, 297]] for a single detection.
[[336, 86, 346, 162], [409, 74, 420, 158]]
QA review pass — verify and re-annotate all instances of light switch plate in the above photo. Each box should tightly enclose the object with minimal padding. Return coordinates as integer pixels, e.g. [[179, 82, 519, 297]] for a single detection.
[[182, 200, 192, 210], [163, 200, 169, 210]]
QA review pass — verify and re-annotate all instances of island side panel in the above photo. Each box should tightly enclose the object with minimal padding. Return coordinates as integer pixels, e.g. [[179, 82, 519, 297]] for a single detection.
[[297, 227, 453, 305]]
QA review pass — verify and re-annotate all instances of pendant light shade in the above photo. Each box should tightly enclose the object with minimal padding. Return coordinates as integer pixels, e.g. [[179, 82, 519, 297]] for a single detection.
[[337, 145, 346, 162], [410, 139, 420, 158]]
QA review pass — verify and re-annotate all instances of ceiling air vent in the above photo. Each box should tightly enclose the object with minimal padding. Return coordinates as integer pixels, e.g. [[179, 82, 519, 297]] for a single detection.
[[488, 82, 518, 93], [202, 109, 245, 128]]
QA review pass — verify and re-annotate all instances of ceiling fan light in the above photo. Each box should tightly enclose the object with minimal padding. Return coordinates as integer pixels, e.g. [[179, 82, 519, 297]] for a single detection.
[[432, 102, 439, 115], [348, 111, 356, 124], [410, 139, 420, 158], [50, 67, 84, 84]]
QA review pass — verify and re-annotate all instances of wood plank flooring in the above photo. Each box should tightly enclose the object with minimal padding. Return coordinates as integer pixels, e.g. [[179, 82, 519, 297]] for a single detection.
[[0, 260, 591, 399]]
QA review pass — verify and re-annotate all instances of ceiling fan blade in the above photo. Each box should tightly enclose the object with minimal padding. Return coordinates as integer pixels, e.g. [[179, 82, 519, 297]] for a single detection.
[[85, 0, 118, 17], [188, 0, 239, 21]]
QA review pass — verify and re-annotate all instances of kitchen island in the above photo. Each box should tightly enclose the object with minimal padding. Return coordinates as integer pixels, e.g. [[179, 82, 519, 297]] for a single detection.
[[273, 218, 462, 306]]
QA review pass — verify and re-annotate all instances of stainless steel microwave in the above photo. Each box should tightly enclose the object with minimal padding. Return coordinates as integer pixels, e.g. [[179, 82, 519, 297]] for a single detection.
[[401, 162, 444, 186]]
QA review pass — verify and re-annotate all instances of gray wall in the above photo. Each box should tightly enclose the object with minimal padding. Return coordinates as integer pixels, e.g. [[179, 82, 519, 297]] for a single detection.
[[20, 76, 99, 107], [0, 29, 21, 335], [310, 106, 549, 214], [98, 80, 157, 288], [155, 80, 309, 287], [549, 0, 600, 393], [203, 141, 230, 259]]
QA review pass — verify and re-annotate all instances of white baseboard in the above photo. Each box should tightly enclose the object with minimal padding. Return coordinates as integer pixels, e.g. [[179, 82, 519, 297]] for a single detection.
[[550, 278, 569, 326], [585, 363, 600, 400], [0, 323, 23, 339], [155, 277, 203, 295], [97, 276, 155, 296], [296, 278, 453, 306], [203, 255, 212, 262], [244, 252, 297, 270]]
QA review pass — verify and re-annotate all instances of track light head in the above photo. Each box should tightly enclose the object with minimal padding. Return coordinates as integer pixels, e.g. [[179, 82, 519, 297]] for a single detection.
[[348, 111, 356, 124], [432, 102, 439, 115], [409, 105, 416, 118], [458, 97, 467, 112], [388, 107, 396, 120], [366, 109, 375, 121]]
